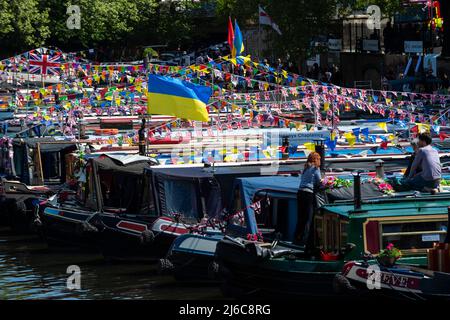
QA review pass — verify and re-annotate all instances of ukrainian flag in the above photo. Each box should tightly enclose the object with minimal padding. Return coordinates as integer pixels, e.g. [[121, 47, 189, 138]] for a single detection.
[[231, 20, 244, 59], [147, 74, 212, 122]]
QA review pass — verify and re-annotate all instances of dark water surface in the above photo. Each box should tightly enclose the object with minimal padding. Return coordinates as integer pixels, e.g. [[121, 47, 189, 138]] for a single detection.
[[0, 227, 222, 300]]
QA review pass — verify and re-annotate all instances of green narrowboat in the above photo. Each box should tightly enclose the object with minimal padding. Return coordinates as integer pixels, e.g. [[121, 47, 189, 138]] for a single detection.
[[215, 176, 450, 298]]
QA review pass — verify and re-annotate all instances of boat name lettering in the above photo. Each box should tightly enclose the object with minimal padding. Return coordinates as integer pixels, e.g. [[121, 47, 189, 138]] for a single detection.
[[356, 268, 419, 289]]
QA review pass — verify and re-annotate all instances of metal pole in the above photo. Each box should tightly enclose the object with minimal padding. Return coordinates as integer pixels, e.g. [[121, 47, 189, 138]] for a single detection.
[[258, 22, 261, 60], [353, 172, 362, 211], [138, 118, 146, 156]]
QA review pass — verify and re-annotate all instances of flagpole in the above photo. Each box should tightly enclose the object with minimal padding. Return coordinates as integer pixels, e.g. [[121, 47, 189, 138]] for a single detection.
[[258, 19, 261, 60], [27, 52, 30, 113]]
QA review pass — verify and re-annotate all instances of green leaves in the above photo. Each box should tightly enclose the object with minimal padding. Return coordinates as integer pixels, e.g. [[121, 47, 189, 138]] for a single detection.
[[0, 0, 200, 56], [0, 0, 50, 55], [215, 0, 337, 62]]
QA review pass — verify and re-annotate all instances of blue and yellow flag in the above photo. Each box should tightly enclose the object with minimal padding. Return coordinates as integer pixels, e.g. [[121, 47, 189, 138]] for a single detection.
[[147, 74, 212, 122], [232, 20, 244, 59]]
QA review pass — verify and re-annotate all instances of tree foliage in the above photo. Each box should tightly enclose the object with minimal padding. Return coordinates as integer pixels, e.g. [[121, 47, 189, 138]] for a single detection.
[[216, 0, 337, 62], [0, 0, 202, 58], [1, 0, 448, 59], [0, 0, 51, 55], [338, 0, 403, 17]]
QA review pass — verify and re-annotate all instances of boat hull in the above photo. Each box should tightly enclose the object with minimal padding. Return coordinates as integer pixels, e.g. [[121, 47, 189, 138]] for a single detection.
[[96, 216, 170, 262], [38, 205, 99, 251], [340, 261, 450, 301], [216, 238, 344, 298], [167, 233, 222, 282]]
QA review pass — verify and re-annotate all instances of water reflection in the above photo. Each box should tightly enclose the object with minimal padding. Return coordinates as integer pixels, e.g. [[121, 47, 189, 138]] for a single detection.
[[0, 228, 221, 300]]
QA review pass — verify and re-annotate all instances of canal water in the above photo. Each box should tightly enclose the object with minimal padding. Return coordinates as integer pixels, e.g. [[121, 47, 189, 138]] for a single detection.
[[0, 227, 222, 300]]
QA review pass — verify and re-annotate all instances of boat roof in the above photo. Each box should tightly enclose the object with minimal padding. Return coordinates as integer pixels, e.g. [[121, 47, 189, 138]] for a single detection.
[[322, 195, 450, 219], [234, 176, 387, 202], [93, 154, 157, 175], [147, 163, 304, 180], [12, 137, 77, 152]]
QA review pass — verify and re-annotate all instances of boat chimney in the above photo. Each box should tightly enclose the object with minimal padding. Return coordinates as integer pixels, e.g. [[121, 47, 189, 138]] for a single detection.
[[282, 136, 290, 160], [314, 138, 325, 171], [138, 118, 146, 156], [78, 121, 87, 140], [352, 170, 363, 211], [375, 159, 385, 179]]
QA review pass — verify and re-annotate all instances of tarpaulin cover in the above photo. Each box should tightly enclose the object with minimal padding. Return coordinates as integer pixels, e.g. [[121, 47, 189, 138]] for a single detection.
[[233, 176, 386, 234], [326, 182, 384, 202], [94, 155, 157, 213], [152, 168, 222, 220], [94, 154, 155, 175]]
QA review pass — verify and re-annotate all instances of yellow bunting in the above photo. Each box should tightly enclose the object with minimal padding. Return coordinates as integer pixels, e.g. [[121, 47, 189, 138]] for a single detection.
[[324, 102, 330, 111], [344, 132, 356, 146], [262, 149, 272, 159], [417, 123, 430, 133], [303, 142, 316, 152], [377, 122, 388, 132]]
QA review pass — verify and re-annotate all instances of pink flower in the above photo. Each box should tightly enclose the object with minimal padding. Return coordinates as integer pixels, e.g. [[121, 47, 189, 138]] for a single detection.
[[387, 243, 394, 250]]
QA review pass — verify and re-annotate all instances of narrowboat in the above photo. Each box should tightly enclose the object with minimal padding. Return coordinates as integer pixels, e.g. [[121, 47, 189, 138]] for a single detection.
[[94, 166, 225, 261], [165, 174, 391, 282], [336, 257, 450, 301], [94, 163, 307, 262], [336, 211, 450, 300], [0, 137, 77, 232], [214, 177, 450, 298], [36, 153, 158, 249], [96, 158, 405, 263]]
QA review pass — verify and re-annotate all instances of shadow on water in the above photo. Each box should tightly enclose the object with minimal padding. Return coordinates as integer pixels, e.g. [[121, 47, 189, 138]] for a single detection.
[[0, 227, 222, 300]]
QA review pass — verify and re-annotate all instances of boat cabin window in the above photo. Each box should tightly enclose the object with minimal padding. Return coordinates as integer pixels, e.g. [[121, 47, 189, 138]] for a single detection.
[[41, 151, 63, 184], [379, 219, 447, 253], [315, 214, 348, 252], [98, 170, 155, 215], [12, 143, 69, 185], [75, 165, 97, 210], [162, 179, 202, 221], [12, 144, 26, 181]]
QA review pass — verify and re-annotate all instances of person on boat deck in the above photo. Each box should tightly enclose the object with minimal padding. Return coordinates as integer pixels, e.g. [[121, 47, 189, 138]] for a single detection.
[[295, 152, 321, 249], [404, 133, 441, 191]]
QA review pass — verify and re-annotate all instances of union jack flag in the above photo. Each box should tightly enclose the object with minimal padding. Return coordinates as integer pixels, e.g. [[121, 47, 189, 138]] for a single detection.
[[28, 52, 62, 75]]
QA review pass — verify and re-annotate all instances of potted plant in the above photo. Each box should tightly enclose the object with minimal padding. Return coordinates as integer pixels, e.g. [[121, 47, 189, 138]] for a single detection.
[[321, 176, 353, 190], [377, 243, 402, 267]]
